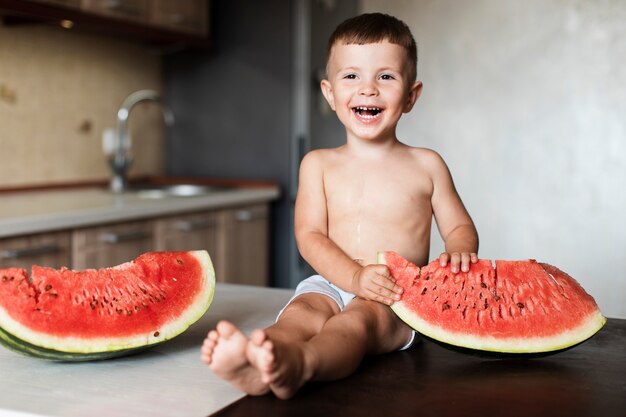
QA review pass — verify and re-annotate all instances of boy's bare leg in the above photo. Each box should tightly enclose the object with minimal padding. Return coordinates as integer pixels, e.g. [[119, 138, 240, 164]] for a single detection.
[[255, 298, 413, 399], [202, 293, 339, 396]]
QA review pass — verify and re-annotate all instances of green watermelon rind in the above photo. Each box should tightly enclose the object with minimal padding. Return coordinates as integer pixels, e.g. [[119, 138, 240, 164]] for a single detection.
[[0, 325, 151, 361], [379, 252, 607, 355], [390, 298, 606, 355], [0, 250, 216, 361]]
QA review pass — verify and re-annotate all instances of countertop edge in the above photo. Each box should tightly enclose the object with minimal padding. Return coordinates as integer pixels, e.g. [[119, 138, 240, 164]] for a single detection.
[[0, 187, 281, 238]]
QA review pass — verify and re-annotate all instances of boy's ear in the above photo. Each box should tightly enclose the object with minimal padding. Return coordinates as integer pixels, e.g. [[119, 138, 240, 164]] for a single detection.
[[320, 79, 336, 111], [403, 81, 423, 113]]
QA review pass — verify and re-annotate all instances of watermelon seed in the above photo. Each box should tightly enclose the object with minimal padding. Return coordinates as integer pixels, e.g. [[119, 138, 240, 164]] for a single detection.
[[424, 275, 430, 281], [90, 300, 98, 309], [44, 284, 52, 291], [140, 288, 147, 294], [493, 294, 501, 302], [421, 288, 427, 295], [517, 303, 525, 309], [456, 303, 460, 309], [442, 302, 450, 311], [154, 331, 160, 337], [49, 293, 58, 298], [480, 282, 487, 289], [484, 300, 489, 309], [126, 310, 132, 316], [134, 305, 140, 311], [479, 292, 483, 299], [116, 308, 123, 314], [176, 258, 184, 265], [472, 302, 477, 308], [1, 275, 7, 282]]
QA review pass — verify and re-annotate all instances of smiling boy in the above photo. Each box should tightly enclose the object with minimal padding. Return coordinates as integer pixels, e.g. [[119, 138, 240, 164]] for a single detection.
[[202, 13, 478, 399]]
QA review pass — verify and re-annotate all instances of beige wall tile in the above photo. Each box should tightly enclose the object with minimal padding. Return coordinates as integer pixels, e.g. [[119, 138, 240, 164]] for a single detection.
[[0, 24, 166, 187]]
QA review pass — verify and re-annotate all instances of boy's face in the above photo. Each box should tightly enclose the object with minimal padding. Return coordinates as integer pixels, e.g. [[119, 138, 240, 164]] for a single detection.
[[321, 41, 422, 143]]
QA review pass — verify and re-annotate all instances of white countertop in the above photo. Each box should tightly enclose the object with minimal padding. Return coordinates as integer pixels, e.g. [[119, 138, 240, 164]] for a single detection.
[[0, 283, 293, 417], [0, 186, 280, 238]]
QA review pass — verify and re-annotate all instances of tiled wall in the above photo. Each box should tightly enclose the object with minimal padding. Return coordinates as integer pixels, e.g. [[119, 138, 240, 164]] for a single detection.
[[0, 24, 166, 188]]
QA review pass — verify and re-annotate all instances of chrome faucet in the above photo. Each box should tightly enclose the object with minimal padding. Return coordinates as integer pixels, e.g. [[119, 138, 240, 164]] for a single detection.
[[109, 89, 174, 192]]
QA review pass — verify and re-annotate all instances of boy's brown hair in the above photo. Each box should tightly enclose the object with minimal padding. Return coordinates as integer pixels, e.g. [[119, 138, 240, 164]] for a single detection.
[[326, 13, 418, 82]]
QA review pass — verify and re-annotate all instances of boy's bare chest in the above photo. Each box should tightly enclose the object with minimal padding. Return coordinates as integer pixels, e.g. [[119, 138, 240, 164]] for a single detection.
[[323, 162, 432, 218]]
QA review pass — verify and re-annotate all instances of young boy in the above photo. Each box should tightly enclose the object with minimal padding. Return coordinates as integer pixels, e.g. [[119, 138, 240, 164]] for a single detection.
[[201, 13, 478, 399]]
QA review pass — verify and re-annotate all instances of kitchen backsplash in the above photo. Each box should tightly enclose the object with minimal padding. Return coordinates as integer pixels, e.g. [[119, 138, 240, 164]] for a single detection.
[[0, 24, 166, 188]]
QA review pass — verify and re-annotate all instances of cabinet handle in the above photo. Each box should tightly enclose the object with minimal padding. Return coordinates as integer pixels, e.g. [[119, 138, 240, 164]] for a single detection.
[[235, 208, 267, 222], [99, 231, 151, 244], [0, 244, 61, 259], [175, 219, 216, 232]]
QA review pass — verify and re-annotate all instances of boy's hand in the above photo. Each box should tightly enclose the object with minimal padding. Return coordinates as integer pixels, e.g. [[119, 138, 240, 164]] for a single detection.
[[439, 251, 478, 273], [351, 265, 403, 306]]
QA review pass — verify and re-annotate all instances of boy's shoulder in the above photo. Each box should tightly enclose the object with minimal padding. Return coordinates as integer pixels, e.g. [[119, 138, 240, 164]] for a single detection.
[[401, 143, 447, 165]]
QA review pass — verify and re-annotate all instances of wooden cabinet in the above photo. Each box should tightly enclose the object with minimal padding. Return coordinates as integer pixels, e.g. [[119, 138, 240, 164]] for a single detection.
[[153, 210, 221, 276], [149, 0, 208, 36], [0, 231, 71, 270], [31, 0, 80, 8], [72, 220, 153, 270], [80, 0, 148, 24], [220, 204, 269, 286], [0, 0, 210, 47], [1, 202, 271, 286]]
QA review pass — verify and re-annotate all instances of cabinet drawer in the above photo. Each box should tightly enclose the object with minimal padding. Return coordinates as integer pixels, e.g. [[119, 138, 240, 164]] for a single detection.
[[154, 211, 219, 256], [0, 231, 71, 270], [72, 220, 153, 270]]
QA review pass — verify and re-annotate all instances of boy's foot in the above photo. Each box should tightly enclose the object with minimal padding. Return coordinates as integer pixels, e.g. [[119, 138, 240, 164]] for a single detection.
[[201, 321, 269, 396], [248, 329, 314, 399]]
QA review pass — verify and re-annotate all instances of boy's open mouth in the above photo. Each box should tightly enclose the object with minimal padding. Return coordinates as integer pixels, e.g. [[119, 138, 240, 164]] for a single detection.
[[353, 106, 383, 120]]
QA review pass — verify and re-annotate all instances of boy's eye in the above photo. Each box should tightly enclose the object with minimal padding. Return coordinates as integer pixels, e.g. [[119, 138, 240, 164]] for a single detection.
[[380, 74, 395, 80], [343, 73, 357, 79]]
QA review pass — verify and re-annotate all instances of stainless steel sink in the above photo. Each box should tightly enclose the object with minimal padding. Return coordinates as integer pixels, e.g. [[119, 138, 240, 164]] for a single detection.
[[125, 184, 226, 199]]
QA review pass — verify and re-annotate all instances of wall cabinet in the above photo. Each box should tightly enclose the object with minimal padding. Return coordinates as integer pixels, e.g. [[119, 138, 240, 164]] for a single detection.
[[0, 231, 71, 270], [0, 203, 270, 286], [0, 0, 210, 47]]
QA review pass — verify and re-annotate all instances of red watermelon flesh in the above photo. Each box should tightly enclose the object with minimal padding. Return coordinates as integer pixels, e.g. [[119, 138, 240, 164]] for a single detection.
[[0, 251, 215, 360], [380, 251, 606, 354]]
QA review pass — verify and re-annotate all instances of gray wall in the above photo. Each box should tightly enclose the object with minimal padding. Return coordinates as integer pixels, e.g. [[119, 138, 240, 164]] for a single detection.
[[164, 0, 294, 288], [362, 0, 626, 318]]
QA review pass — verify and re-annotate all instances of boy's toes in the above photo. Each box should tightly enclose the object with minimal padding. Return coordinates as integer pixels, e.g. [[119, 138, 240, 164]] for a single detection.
[[216, 320, 238, 338], [250, 329, 267, 346]]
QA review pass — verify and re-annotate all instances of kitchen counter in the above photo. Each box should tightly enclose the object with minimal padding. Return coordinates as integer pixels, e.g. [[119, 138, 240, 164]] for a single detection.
[[1, 283, 624, 417], [0, 185, 280, 238], [215, 318, 626, 417], [0, 283, 294, 417]]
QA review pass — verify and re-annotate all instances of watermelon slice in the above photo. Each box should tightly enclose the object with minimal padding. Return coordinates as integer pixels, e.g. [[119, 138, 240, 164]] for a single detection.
[[0, 250, 215, 361], [380, 251, 606, 355]]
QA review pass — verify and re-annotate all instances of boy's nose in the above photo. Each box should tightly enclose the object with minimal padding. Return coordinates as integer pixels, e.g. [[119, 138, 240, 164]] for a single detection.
[[358, 82, 378, 96]]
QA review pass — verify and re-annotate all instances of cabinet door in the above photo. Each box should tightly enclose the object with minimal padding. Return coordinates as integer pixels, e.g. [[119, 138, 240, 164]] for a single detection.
[[149, 0, 208, 35], [29, 0, 80, 8], [221, 204, 269, 286], [72, 220, 153, 270], [0, 231, 71, 271], [153, 211, 219, 273], [80, 0, 148, 23]]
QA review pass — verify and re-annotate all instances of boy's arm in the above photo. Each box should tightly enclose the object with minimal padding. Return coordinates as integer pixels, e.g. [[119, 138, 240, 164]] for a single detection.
[[294, 152, 402, 305], [427, 151, 479, 273]]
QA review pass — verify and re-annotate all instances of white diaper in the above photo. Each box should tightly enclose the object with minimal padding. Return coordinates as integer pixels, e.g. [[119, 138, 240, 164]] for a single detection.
[[277, 275, 418, 351]]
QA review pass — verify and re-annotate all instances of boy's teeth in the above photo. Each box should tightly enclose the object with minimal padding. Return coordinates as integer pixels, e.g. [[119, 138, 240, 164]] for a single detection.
[[354, 106, 382, 119]]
